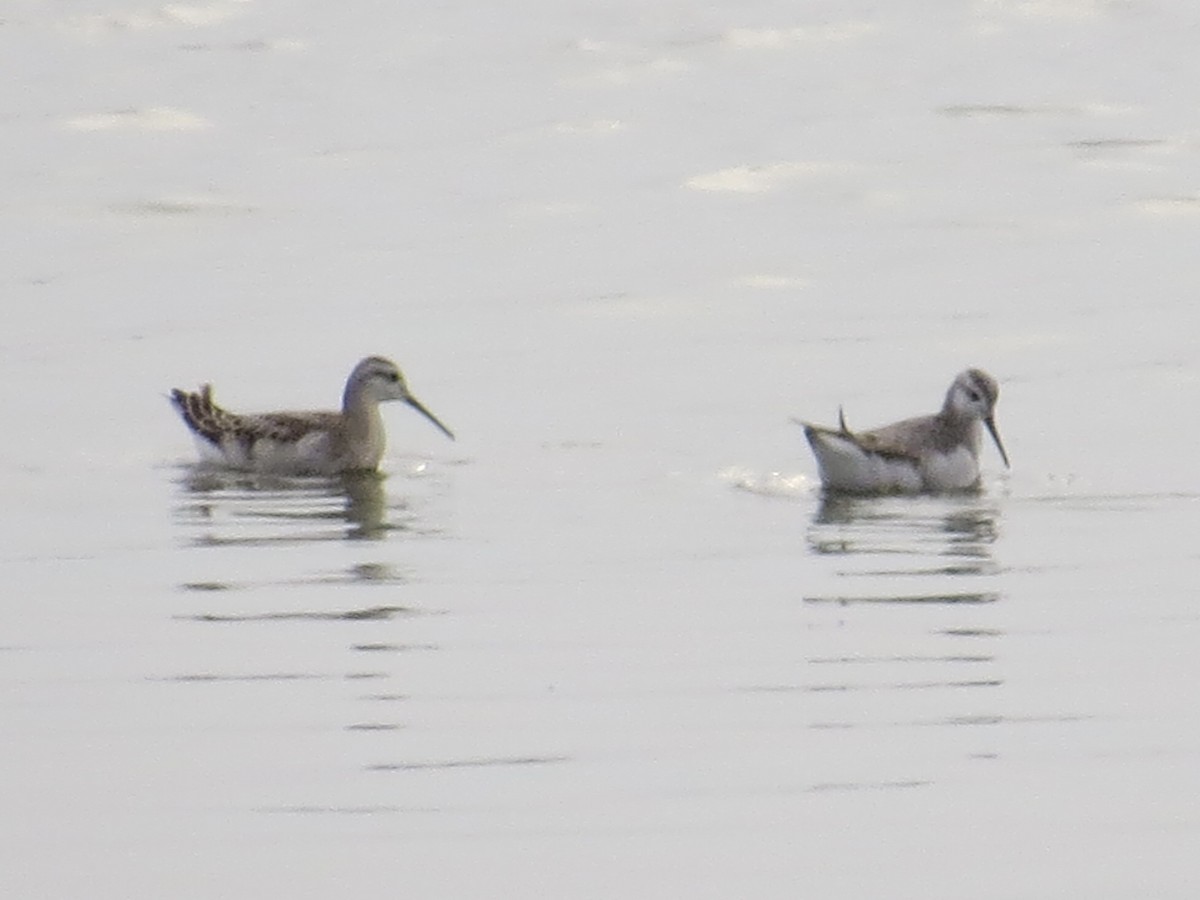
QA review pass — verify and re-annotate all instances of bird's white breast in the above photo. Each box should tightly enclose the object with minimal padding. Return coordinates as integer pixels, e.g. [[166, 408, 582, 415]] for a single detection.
[[919, 445, 979, 491]]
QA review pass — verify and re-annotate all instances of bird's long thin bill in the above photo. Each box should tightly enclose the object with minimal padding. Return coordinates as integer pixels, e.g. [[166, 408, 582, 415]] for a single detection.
[[407, 395, 455, 440], [984, 416, 1010, 468]]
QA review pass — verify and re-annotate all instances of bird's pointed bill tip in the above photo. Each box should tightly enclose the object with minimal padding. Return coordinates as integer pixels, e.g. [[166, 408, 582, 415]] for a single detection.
[[406, 395, 455, 441], [984, 416, 1010, 469]]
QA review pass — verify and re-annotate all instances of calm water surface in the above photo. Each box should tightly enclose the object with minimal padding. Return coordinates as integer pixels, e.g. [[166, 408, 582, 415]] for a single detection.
[[3, 1, 1200, 897]]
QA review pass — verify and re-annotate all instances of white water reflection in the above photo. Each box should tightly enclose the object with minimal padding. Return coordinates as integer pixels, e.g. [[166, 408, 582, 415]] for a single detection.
[[174, 468, 434, 544], [784, 490, 1023, 754], [164, 466, 446, 699], [806, 493, 1002, 603]]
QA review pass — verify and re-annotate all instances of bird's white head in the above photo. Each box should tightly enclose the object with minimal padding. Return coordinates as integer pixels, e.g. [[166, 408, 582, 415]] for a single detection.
[[945, 368, 1008, 468], [346, 356, 455, 440], [945, 369, 998, 419], [350, 356, 413, 404]]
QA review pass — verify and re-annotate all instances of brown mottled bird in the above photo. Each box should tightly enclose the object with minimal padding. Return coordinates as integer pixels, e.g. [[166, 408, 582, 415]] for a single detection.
[[170, 356, 454, 475]]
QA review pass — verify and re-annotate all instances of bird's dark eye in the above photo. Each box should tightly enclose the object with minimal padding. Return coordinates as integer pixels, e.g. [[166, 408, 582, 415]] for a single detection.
[[966, 390, 981, 402], [387, 371, 400, 382]]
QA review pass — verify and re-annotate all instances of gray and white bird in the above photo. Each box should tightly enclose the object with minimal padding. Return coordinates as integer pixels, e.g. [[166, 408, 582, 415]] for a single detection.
[[797, 368, 1009, 494], [170, 356, 454, 475]]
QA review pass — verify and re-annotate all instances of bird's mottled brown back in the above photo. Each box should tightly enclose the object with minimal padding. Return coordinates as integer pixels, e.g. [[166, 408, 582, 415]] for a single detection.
[[169, 384, 340, 449]]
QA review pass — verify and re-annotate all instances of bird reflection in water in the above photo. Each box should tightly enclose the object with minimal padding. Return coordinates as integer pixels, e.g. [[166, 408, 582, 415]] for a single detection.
[[175, 466, 411, 544], [796, 492, 1013, 746], [340, 471, 389, 540], [806, 493, 1001, 603]]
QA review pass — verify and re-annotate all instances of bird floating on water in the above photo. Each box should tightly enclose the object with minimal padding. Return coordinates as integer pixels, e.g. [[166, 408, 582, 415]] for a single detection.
[[170, 356, 454, 475], [796, 368, 1009, 494]]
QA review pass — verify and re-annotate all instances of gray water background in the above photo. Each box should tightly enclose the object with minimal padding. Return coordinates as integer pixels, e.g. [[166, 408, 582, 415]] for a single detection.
[[3, 1, 1200, 897]]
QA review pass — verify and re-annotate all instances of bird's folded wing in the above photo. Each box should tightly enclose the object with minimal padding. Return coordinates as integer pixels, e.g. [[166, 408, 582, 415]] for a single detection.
[[238, 411, 341, 444]]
